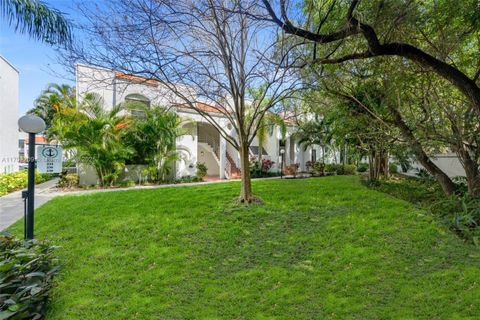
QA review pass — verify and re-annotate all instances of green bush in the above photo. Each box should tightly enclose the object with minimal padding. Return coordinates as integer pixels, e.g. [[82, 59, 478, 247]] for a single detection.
[[343, 164, 357, 175], [0, 170, 54, 196], [389, 163, 398, 174], [324, 164, 356, 175], [366, 175, 480, 244], [196, 163, 208, 180], [312, 162, 325, 175], [58, 173, 79, 189], [324, 163, 337, 173], [0, 232, 59, 319], [174, 176, 201, 183], [357, 163, 368, 172], [118, 179, 135, 188]]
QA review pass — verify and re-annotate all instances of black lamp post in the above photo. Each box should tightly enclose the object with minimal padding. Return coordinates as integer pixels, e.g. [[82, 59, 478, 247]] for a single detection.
[[280, 148, 285, 179], [18, 115, 46, 240]]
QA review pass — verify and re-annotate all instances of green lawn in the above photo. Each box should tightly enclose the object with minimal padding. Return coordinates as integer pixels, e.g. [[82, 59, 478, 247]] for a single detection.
[[9, 176, 480, 319]]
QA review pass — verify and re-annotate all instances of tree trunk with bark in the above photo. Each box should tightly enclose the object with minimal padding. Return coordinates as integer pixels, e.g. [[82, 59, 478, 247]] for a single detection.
[[456, 148, 480, 197], [238, 140, 256, 203], [388, 106, 457, 195]]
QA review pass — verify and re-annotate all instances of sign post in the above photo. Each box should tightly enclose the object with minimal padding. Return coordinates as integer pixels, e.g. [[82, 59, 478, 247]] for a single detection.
[[37, 145, 63, 174], [18, 115, 46, 240]]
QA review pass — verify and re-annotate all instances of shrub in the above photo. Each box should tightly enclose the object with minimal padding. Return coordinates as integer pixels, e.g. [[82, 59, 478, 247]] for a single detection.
[[357, 163, 368, 173], [250, 161, 262, 178], [324, 164, 356, 175], [430, 195, 480, 244], [0, 171, 54, 196], [389, 163, 398, 174], [305, 160, 315, 171], [312, 162, 325, 175], [0, 232, 59, 319], [250, 159, 275, 178], [174, 176, 201, 183], [365, 175, 480, 244], [343, 164, 357, 175], [196, 163, 208, 180], [284, 164, 299, 176], [118, 179, 135, 188], [58, 173, 79, 189], [324, 163, 336, 173], [416, 168, 435, 183]]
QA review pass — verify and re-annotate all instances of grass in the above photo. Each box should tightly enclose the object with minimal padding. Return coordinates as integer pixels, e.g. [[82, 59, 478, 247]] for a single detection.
[[9, 176, 480, 319]]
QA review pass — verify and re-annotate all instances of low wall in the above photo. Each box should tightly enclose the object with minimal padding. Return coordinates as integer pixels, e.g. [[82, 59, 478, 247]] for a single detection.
[[402, 153, 466, 178]]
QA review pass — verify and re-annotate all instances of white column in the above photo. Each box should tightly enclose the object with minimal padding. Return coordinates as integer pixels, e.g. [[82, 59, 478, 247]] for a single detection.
[[285, 136, 291, 165], [219, 135, 227, 179]]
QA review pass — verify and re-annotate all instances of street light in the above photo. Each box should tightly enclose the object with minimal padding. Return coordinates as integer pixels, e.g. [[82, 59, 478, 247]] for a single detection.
[[18, 114, 46, 239], [280, 148, 285, 179]]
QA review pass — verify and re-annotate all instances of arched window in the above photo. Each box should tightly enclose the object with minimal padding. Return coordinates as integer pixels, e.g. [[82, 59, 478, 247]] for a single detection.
[[125, 94, 150, 117]]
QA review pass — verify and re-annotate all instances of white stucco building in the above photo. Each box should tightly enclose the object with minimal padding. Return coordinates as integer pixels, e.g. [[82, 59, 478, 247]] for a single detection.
[[76, 64, 322, 183], [0, 56, 19, 174]]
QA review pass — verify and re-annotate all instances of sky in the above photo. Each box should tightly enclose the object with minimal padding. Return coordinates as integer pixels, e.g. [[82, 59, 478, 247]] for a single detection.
[[0, 1, 80, 115]]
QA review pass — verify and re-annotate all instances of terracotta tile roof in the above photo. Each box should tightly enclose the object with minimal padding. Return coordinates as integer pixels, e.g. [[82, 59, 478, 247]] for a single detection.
[[176, 102, 227, 114], [25, 136, 49, 145], [115, 72, 159, 87], [196, 102, 226, 114]]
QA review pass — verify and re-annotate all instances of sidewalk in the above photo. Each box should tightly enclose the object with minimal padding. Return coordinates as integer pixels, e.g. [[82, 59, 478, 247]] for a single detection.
[[0, 176, 280, 231], [0, 178, 59, 231]]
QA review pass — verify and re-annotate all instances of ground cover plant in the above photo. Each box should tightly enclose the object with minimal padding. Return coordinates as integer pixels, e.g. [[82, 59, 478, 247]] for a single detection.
[[0, 233, 59, 319], [8, 176, 480, 319], [368, 174, 480, 244]]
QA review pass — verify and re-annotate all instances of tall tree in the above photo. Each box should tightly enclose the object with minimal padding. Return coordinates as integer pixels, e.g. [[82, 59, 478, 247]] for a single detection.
[[50, 94, 132, 187], [29, 83, 75, 129], [0, 0, 71, 43], [263, 0, 480, 118], [63, 0, 300, 203], [124, 105, 187, 183]]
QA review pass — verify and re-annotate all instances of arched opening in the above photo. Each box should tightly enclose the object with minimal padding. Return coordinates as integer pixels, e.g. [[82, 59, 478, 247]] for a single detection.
[[125, 93, 150, 117]]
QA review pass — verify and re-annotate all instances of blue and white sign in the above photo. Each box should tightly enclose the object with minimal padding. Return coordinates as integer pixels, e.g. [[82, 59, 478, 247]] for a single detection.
[[37, 145, 63, 173]]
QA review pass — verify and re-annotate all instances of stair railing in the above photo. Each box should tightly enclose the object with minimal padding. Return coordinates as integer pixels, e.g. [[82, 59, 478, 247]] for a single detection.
[[198, 133, 220, 160]]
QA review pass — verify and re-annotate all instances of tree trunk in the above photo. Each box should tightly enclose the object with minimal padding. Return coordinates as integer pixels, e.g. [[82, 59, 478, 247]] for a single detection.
[[457, 150, 480, 197], [388, 106, 457, 195], [238, 141, 254, 203]]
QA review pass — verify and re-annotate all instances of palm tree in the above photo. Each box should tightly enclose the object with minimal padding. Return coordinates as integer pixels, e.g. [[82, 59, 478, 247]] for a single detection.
[[125, 105, 187, 182], [297, 116, 333, 164], [29, 83, 75, 130], [1, 0, 71, 44], [50, 94, 132, 186], [256, 113, 287, 160]]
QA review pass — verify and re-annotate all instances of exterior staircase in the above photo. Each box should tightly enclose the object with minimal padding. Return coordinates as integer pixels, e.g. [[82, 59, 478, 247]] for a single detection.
[[226, 151, 241, 179], [198, 132, 241, 179], [198, 133, 220, 162]]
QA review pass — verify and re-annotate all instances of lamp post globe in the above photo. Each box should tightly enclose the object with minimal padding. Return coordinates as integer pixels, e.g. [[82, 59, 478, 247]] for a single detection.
[[18, 114, 46, 134], [18, 114, 45, 240]]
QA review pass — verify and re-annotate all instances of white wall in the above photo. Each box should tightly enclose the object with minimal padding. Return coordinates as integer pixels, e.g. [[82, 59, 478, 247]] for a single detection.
[[405, 153, 466, 178], [197, 144, 219, 175], [0, 56, 19, 174], [75, 64, 328, 179], [76, 64, 184, 111], [176, 122, 197, 177]]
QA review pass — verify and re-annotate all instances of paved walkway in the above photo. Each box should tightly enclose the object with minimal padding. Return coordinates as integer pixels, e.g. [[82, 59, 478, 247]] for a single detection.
[[0, 176, 280, 231], [0, 178, 60, 231]]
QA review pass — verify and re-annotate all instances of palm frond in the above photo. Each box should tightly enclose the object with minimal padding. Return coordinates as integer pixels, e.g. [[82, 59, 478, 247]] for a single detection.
[[1, 0, 71, 44]]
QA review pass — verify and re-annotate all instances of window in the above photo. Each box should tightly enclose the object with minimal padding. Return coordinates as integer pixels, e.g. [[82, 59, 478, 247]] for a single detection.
[[125, 94, 150, 117], [312, 149, 317, 162]]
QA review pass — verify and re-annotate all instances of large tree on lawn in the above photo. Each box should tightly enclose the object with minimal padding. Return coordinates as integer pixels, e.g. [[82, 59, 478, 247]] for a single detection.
[[63, 0, 300, 203], [262, 0, 480, 117]]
